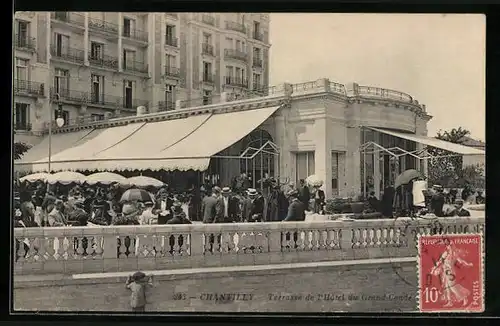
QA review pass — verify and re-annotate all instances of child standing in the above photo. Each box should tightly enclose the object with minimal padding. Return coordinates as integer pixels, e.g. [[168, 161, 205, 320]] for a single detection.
[[126, 271, 153, 312]]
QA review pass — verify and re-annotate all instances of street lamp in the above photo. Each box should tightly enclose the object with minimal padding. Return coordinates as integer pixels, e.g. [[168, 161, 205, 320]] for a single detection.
[[48, 93, 65, 173]]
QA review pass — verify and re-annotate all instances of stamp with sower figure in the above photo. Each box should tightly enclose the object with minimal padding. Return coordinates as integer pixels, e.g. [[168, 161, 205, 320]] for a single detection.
[[417, 233, 484, 313]]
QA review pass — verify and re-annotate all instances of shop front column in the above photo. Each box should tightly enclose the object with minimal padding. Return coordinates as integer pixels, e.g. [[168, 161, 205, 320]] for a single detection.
[[314, 118, 332, 199], [345, 126, 362, 199], [274, 115, 292, 184], [373, 132, 381, 198]]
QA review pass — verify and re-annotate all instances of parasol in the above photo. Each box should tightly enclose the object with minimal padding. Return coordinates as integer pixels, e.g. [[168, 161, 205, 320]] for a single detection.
[[125, 176, 164, 188], [120, 188, 153, 203], [306, 175, 324, 187], [394, 169, 423, 189], [47, 171, 86, 185], [19, 172, 50, 183], [85, 172, 127, 186]]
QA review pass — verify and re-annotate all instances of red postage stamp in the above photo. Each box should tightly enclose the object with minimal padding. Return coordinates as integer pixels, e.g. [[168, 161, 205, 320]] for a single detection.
[[418, 233, 484, 313]]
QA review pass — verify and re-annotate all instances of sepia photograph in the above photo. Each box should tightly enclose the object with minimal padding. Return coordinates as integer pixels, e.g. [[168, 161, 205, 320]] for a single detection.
[[12, 12, 485, 313]]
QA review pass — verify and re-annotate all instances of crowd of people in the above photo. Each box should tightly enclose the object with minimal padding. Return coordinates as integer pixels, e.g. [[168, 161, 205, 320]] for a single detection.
[[13, 174, 325, 228]]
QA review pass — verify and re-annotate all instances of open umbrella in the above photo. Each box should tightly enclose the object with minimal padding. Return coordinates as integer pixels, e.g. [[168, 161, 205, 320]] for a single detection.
[[85, 172, 127, 186], [47, 171, 86, 185], [126, 176, 164, 188], [394, 169, 423, 189], [19, 172, 50, 183], [120, 188, 153, 203], [306, 175, 324, 187]]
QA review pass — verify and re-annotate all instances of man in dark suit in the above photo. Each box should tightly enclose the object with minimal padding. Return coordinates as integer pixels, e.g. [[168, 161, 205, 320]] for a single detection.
[[313, 186, 326, 214], [298, 179, 310, 211], [202, 186, 222, 224], [448, 199, 471, 217], [241, 188, 264, 222], [154, 189, 173, 224], [284, 189, 306, 222], [219, 187, 240, 223], [430, 184, 445, 217]]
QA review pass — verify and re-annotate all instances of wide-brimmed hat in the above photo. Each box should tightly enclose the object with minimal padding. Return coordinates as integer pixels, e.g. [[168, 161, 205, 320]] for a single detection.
[[247, 188, 258, 196], [433, 185, 443, 189], [144, 201, 154, 206], [212, 186, 222, 194], [454, 199, 464, 204], [287, 189, 299, 198], [221, 187, 232, 194], [132, 271, 146, 281]]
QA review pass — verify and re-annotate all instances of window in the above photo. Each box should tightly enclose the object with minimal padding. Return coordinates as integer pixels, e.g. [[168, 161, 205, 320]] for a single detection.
[[91, 74, 103, 103], [54, 69, 69, 94], [236, 40, 241, 52], [226, 37, 233, 49], [90, 42, 103, 60], [295, 152, 315, 184], [54, 12, 68, 21], [123, 18, 133, 37], [235, 67, 241, 81], [14, 103, 30, 130], [165, 85, 175, 107], [203, 62, 212, 82], [166, 25, 176, 44], [54, 33, 69, 56], [165, 54, 176, 68], [253, 47, 261, 59], [123, 80, 133, 108], [253, 21, 261, 36], [123, 49, 135, 69], [15, 20, 29, 46], [203, 33, 211, 45], [91, 113, 105, 121], [225, 65, 233, 78], [203, 90, 212, 105], [331, 152, 339, 196], [253, 73, 261, 89], [15, 58, 28, 81]]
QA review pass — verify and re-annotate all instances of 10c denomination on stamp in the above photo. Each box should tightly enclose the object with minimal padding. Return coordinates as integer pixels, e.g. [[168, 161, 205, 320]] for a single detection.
[[417, 233, 484, 313]]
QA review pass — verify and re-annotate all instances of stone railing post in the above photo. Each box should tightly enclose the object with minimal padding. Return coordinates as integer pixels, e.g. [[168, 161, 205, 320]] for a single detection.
[[220, 92, 228, 103], [319, 78, 330, 92], [175, 100, 182, 110]]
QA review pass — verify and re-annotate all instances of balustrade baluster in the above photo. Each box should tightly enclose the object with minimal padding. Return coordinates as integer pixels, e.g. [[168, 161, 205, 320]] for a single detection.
[[62, 237, 70, 260]]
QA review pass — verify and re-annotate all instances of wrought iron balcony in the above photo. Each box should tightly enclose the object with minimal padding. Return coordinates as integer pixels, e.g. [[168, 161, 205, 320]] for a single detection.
[[122, 28, 148, 42], [123, 60, 148, 74], [253, 32, 264, 42], [14, 122, 32, 132], [88, 17, 118, 35], [202, 14, 215, 26], [50, 45, 85, 64], [14, 34, 36, 51], [89, 53, 118, 70], [50, 88, 89, 103], [252, 84, 267, 93], [253, 58, 263, 68], [202, 73, 215, 84], [51, 12, 85, 26], [202, 43, 214, 56], [165, 36, 178, 47], [225, 21, 246, 34], [164, 66, 180, 78], [224, 49, 248, 62], [14, 80, 45, 97], [89, 92, 148, 110], [158, 101, 175, 111], [223, 76, 249, 88]]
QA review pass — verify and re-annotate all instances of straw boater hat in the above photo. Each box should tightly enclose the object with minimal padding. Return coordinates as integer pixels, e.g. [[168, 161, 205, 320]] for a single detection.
[[212, 186, 222, 194], [454, 198, 464, 204], [144, 201, 154, 207], [247, 188, 258, 197], [221, 187, 232, 194]]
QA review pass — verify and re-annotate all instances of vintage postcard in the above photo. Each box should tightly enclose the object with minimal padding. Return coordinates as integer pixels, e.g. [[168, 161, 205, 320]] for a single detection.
[[13, 12, 485, 313]]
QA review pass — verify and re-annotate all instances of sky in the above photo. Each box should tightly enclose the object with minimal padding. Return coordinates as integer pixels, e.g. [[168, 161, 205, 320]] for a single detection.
[[268, 14, 485, 141]]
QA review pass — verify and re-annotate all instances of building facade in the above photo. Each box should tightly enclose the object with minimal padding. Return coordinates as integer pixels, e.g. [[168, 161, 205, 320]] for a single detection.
[[13, 11, 271, 144]]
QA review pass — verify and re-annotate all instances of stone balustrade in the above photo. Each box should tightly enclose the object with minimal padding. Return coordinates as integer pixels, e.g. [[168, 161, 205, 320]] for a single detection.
[[14, 216, 484, 276]]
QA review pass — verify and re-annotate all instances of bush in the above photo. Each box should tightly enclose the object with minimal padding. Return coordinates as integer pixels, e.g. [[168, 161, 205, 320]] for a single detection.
[[325, 198, 351, 214]]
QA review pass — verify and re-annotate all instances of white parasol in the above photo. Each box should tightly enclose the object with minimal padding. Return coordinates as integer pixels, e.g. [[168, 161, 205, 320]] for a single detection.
[[47, 171, 86, 185], [125, 176, 164, 188], [19, 172, 51, 183], [85, 172, 127, 186], [306, 174, 323, 187]]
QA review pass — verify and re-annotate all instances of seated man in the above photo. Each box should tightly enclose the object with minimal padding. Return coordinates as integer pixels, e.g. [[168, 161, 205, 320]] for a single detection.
[[449, 199, 471, 217]]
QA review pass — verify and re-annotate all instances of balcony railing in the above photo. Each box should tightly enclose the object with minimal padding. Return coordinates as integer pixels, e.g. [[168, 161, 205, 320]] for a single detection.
[[88, 17, 118, 35], [252, 83, 266, 93], [202, 43, 214, 56], [50, 88, 89, 103], [122, 28, 148, 42], [89, 53, 118, 70], [358, 86, 414, 103], [224, 76, 249, 88], [253, 58, 263, 68], [166, 13, 178, 19], [14, 34, 36, 51], [225, 21, 246, 34], [164, 66, 180, 78], [202, 14, 215, 26], [50, 45, 85, 64], [14, 80, 45, 97], [89, 92, 148, 109], [51, 12, 85, 26], [224, 49, 248, 62], [202, 73, 215, 84], [253, 32, 264, 42], [165, 36, 178, 47], [158, 101, 175, 111], [14, 122, 32, 132], [123, 60, 148, 74]]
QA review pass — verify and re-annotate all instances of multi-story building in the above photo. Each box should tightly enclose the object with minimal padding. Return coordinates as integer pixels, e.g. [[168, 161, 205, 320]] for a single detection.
[[13, 11, 271, 144]]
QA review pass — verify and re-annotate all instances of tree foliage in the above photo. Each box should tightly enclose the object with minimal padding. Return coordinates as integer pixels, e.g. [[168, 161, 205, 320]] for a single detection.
[[427, 127, 483, 188], [14, 142, 32, 160]]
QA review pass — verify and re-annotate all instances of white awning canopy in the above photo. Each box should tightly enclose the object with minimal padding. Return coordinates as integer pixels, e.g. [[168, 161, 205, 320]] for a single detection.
[[367, 127, 485, 156]]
